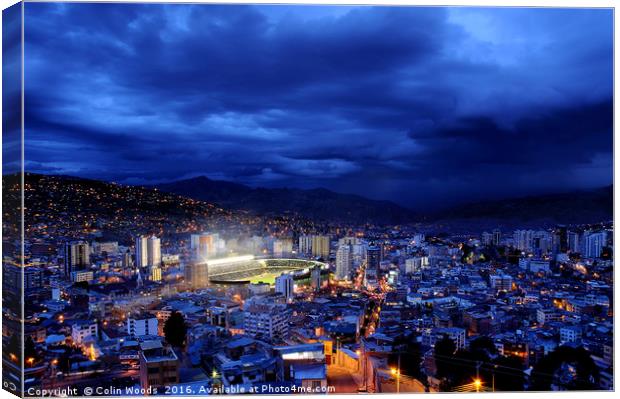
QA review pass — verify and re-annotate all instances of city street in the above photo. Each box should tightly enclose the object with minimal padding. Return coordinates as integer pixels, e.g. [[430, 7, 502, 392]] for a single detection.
[[379, 373, 426, 393], [326, 365, 359, 393]]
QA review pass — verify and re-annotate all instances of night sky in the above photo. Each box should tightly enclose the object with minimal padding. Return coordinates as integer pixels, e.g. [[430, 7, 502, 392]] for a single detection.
[[13, 4, 614, 209]]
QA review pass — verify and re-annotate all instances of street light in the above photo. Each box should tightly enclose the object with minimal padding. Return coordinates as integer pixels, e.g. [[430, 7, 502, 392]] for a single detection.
[[473, 379, 482, 392], [391, 367, 400, 393], [360, 341, 368, 392]]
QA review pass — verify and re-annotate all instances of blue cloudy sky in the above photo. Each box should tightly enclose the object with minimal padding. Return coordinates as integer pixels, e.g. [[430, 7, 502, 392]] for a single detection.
[[13, 3, 614, 209]]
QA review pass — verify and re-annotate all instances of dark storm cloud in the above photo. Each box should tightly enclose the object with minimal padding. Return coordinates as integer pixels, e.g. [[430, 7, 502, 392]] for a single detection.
[[411, 101, 613, 165], [21, 3, 613, 208], [2, 3, 22, 173]]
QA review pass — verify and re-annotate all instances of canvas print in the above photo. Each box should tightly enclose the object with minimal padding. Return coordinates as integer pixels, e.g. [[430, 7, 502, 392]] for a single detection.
[[1, 1, 614, 397]]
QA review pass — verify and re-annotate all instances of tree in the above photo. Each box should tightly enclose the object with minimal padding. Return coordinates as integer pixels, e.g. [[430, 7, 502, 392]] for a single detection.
[[388, 335, 424, 381], [57, 346, 77, 373], [435, 338, 525, 391], [24, 337, 40, 366], [469, 336, 497, 358], [163, 311, 187, 347], [530, 346, 599, 391], [434, 335, 459, 390], [5, 334, 20, 364], [73, 281, 89, 291], [491, 355, 525, 391]]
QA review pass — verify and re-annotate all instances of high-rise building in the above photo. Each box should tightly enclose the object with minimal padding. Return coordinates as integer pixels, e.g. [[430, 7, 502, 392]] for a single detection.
[[275, 273, 294, 302], [273, 239, 293, 257], [150, 266, 162, 282], [190, 233, 220, 260], [311, 235, 330, 259], [250, 235, 265, 255], [136, 235, 162, 268], [92, 241, 119, 256], [492, 229, 501, 246], [567, 231, 580, 253], [147, 236, 161, 268], [298, 235, 313, 255], [481, 232, 493, 246], [185, 262, 209, 288], [551, 233, 561, 254], [555, 225, 568, 253], [122, 250, 132, 268], [513, 230, 535, 252], [243, 301, 290, 342], [139, 342, 179, 391], [365, 243, 381, 281], [5, 265, 46, 303], [135, 236, 148, 268], [338, 237, 360, 246], [584, 231, 607, 258], [311, 265, 321, 291], [64, 241, 90, 277], [127, 316, 159, 337], [335, 244, 352, 281], [532, 231, 552, 254]]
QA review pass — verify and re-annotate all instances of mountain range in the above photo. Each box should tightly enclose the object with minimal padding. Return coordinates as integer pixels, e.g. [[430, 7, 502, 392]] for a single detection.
[[155, 175, 613, 227], [155, 176, 417, 225], [427, 185, 613, 230], [4, 173, 612, 228]]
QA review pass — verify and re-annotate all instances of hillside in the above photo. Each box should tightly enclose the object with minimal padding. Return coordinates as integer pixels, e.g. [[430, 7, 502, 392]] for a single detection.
[[430, 185, 613, 230], [156, 176, 418, 225]]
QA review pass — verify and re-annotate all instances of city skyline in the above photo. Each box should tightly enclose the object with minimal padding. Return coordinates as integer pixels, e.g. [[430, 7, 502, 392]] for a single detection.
[[6, 3, 613, 209]]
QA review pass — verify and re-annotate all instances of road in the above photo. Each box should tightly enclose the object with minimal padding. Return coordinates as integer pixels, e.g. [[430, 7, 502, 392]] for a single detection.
[[327, 365, 359, 393], [44, 369, 138, 393], [379, 373, 426, 393]]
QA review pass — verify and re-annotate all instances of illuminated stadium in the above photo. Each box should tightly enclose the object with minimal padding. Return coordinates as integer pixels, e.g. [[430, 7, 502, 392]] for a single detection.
[[205, 255, 328, 285]]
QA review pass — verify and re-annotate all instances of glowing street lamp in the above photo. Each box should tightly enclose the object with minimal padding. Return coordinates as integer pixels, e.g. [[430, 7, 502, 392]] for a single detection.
[[391, 368, 400, 393], [474, 379, 482, 392]]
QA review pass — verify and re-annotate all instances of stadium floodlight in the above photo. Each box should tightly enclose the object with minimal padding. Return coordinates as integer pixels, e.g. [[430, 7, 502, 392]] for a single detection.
[[206, 255, 255, 266]]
